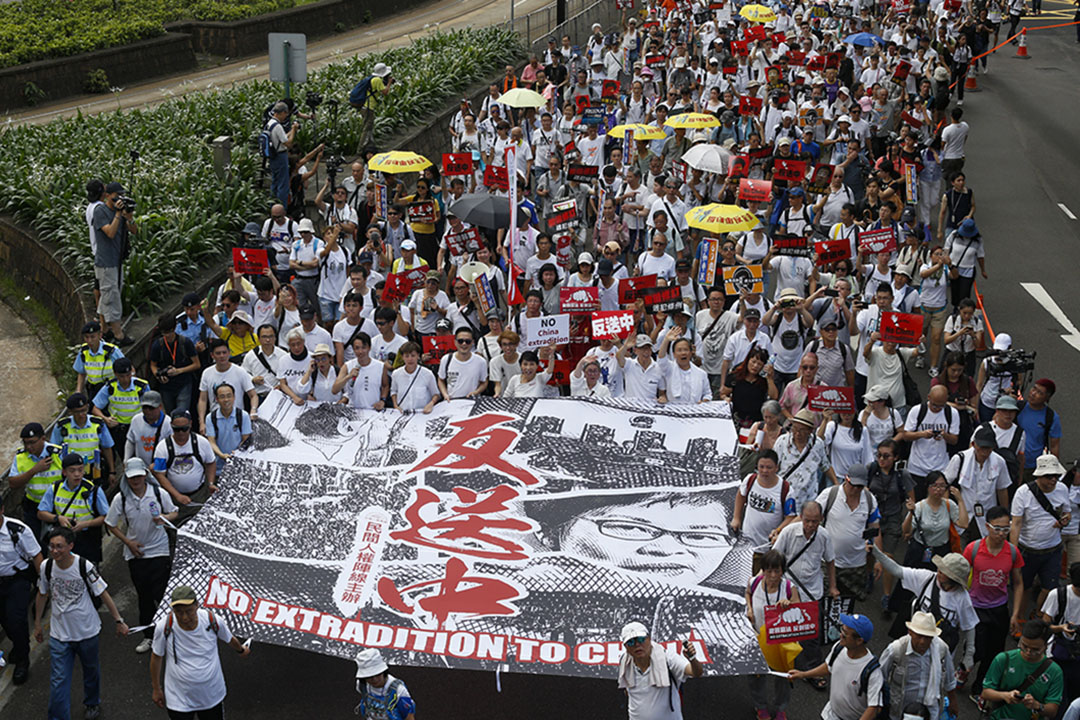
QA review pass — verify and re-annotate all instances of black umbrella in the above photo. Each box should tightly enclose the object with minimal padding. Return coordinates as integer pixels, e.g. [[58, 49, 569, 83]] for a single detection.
[[448, 193, 530, 230]]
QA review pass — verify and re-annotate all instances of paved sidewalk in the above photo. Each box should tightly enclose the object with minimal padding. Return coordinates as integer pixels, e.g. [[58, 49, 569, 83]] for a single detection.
[[0, 302, 60, 452]]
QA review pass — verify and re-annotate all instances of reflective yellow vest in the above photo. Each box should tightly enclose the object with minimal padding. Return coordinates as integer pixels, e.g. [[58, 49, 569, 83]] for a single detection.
[[57, 417, 106, 465], [13, 443, 63, 503], [104, 378, 149, 425], [49, 479, 103, 523], [77, 342, 120, 385]]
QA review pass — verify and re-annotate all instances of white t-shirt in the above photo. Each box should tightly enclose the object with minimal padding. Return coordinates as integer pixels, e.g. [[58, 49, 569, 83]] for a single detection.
[[198, 364, 255, 413], [503, 370, 554, 398], [489, 355, 521, 394], [822, 645, 884, 720], [105, 485, 177, 561], [408, 290, 451, 335], [438, 353, 489, 398], [946, 449, 1011, 535], [242, 347, 283, 397], [275, 353, 312, 397], [772, 256, 814, 301], [740, 473, 794, 547], [1041, 587, 1080, 652], [660, 359, 710, 404], [390, 365, 439, 411], [317, 246, 349, 303], [39, 554, 107, 642], [302, 324, 333, 355], [152, 609, 233, 713], [900, 566, 979, 631], [333, 317, 379, 363], [154, 434, 214, 494], [622, 358, 666, 402], [1012, 481, 1070, 550], [903, 404, 959, 477], [622, 648, 688, 720], [823, 422, 874, 479], [570, 372, 613, 398], [817, 486, 880, 568], [342, 359, 384, 408], [637, 252, 677, 281], [370, 333, 407, 364], [774, 521, 836, 600], [940, 121, 969, 160]]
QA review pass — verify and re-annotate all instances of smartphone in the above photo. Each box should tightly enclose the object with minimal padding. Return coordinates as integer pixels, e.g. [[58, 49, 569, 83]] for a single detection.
[[862, 527, 880, 541], [823, 288, 839, 297]]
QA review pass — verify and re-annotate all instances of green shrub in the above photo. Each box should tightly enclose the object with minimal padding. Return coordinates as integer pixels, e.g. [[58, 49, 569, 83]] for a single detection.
[[84, 68, 110, 93], [0, 27, 524, 311], [23, 81, 45, 106]]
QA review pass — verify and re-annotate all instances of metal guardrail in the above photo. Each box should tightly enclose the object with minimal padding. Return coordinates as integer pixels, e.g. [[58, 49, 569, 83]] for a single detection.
[[506, 0, 624, 55]]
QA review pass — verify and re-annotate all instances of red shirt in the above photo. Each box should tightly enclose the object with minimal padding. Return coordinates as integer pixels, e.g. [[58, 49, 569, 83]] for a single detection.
[[964, 538, 1023, 609]]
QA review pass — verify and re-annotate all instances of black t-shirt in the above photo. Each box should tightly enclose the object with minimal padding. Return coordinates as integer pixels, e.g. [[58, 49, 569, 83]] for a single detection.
[[149, 335, 198, 387], [727, 374, 767, 426]]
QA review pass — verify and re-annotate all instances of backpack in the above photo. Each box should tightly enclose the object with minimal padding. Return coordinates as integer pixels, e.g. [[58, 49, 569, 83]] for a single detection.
[[980, 421, 1023, 483], [258, 118, 280, 159], [914, 402, 954, 438], [210, 407, 243, 439], [348, 75, 376, 108], [163, 609, 220, 662], [828, 643, 883, 700], [821, 484, 873, 527], [44, 556, 103, 609], [914, 577, 961, 651], [163, 436, 213, 470], [743, 473, 792, 519]]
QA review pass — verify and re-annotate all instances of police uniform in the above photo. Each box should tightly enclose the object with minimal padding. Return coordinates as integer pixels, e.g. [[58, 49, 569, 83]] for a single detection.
[[93, 376, 149, 463], [72, 340, 123, 401], [8, 442, 63, 540], [37, 478, 108, 564], [50, 415, 113, 483], [0, 512, 40, 679]]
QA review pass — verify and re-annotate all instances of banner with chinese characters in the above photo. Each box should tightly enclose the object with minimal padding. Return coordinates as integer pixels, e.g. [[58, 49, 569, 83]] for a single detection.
[[163, 394, 763, 679]]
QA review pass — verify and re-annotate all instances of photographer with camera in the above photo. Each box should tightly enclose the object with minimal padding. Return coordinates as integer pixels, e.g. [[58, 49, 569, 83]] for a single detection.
[[349, 63, 393, 151], [265, 103, 298, 205], [976, 333, 1023, 422], [91, 182, 138, 346], [315, 178, 358, 255]]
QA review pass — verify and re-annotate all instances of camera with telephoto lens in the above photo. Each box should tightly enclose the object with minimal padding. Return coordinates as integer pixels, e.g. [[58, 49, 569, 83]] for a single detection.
[[987, 348, 1036, 375], [325, 155, 346, 185], [118, 195, 136, 212], [305, 90, 323, 110]]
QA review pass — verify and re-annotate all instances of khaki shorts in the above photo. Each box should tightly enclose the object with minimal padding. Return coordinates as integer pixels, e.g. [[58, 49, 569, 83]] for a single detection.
[[922, 303, 948, 331], [95, 265, 123, 322]]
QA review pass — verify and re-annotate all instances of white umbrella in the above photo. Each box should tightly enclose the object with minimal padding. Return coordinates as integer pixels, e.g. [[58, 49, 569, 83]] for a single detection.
[[680, 143, 732, 174]]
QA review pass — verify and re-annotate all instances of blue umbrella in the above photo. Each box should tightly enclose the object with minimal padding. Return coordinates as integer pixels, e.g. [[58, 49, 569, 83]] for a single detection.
[[844, 32, 885, 47]]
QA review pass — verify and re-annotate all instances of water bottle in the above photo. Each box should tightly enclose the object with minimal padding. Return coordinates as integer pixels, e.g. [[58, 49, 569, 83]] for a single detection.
[[0, 650, 7, 669]]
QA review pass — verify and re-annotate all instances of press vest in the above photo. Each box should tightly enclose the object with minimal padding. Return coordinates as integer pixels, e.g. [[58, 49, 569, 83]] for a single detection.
[[14, 443, 63, 503], [78, 342, 119, 385], [104, 378, 149, 424]]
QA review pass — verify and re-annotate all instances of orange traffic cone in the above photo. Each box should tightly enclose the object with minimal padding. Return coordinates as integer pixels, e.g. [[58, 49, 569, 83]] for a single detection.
[[964, 66, 979, 92], [1015, 29, 1030, 59]]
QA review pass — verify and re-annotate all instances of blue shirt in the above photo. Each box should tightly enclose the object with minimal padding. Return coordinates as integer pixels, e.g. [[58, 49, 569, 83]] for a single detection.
[[1017, 403, 1062, 468], [37, 481, 108, 516], [92, 380, 138, 410], [72, 343, 124, 375], [204, 407, 252, 468], [174, 313, 209, 347], [49, 418, 115, 452]]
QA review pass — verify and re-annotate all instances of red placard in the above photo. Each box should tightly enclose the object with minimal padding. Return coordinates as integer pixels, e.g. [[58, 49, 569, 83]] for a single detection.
[[444, 226, 485, 257], [814, 238, 850, 266], [559, 286, 600, 313], [722, 64, 737, 75], [900, 111, 924, 130], [618, 275, 657, 305], [807, 55, 825, 71], [407, 200, 437, 225], [807, 386, 856, 413], [825, 53, 840, 69], [745, 25, 766, 41], [590, 310, 636, 340], [232, 247, 268, 275], [774, 235, 812, 257], [422, 335, 456, 366], [731, 40, 749, 57], [739, 178, 772, 203], [567, 164, 600, 180], [880, 311, 924, 346], [400, 266, 429, 290], [772, 32, 787, 44], [739, 95, 763, 116], [893, 0, 912, 12], [601, 79, 621, 105], [786, 50, 806, 66], [764, 601, 820, 644], [546, 358, 573, 386], [483, 165, 508, 191], [892, 60, 911, 86], [644, 53, 666, 67], [380, 272, 411, 303], [728, 155, 751, 179], [749, 144, 775, 160], [774, 158, 808, 183], [858, 227, 897, 255], [441, 153, 473, 176]]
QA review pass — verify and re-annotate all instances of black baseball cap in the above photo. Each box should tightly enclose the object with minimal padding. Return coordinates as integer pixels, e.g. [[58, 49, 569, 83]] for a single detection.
[[20, 422, 44, 439], [105, 182, 126, 194], [182, 292, 201, 308], [66, 393, 89, 409], [62, 452, 85, 468]]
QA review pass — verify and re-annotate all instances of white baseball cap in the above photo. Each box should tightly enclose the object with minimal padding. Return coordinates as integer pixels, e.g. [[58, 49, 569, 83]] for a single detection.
[[620, 621, 649, 644]]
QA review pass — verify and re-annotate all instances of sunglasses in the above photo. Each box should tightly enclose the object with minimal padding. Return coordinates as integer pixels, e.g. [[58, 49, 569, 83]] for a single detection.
[[173, 425, 192, 433], [456, 338, 473, 345], [624, 637, 647, 648]]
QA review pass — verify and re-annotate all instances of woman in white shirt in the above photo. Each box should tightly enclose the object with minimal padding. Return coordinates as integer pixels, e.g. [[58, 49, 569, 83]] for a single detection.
[[657, 328, 711, 404], [570, 357, 613, 398], [390, 342, 439, 413], [488, 330, 521, 397], [918, 245, 951, 371], [860, 384, 905, 450], [501, 350, 552, 398], [275, 327, 313, 405], [304, 344, 341, 403], [818, 409, 874, 479]]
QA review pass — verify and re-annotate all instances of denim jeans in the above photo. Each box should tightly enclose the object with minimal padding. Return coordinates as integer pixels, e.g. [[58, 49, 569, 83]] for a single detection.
[[49, 634, 101, 720], [268, 151, 289, 205]]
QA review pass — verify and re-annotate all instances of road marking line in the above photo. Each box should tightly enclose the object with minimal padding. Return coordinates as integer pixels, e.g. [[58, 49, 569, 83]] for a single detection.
[[1021, 282, 1080, 351], [1059, 203, 1077, 220]]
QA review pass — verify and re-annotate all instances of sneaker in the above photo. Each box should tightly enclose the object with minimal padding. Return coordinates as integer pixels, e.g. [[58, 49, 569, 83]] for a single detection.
[[775, 712, 788, 720], [12, 662, 29, 685], [914, 355, 926, 369], [84, 706, 101, 720], [957, 99, 964, 107], [135, 638, 153, 654], [881, 593, 890, 611], [970, 693, 986, 713], [756, 710, 772, 720], [928, 366, 940, 378], [115, 335, 135, 347]]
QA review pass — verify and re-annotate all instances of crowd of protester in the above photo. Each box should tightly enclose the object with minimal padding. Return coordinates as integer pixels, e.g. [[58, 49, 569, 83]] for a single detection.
[[0, 0, 1074, 718]]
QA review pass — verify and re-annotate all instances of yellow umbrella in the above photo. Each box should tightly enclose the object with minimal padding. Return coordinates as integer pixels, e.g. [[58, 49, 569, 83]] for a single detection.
[[367, 151, 432, 174], [685, 204, 759, 233], [607, 123, 667, 140], [497, 88, 547, 108], [664, 112, 721, 130], [740, 3, 778, 22]]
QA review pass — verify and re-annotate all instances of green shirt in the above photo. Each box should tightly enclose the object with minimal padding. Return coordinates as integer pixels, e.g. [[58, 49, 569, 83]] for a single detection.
[[982, 649, 1063, 720]]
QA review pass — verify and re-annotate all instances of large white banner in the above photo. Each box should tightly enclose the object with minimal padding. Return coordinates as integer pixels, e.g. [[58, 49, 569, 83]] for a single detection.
[[165, 393, 765, 678]]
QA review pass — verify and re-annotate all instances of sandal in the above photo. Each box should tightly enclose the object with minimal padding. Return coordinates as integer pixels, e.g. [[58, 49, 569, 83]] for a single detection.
[[809, 677, 828, 691]]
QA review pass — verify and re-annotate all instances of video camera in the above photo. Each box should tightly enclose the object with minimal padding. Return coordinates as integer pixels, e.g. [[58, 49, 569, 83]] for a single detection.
[[987, 348, 1036, 375], [117, 195, 137, 213], [325, 154, 347, 187], [305, 90, 323, 110]]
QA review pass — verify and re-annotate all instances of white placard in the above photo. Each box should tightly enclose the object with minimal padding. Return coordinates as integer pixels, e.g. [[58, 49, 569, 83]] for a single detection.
[[522, 314, 570, 349]]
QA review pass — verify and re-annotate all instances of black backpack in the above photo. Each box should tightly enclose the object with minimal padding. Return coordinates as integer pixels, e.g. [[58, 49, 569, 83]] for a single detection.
[[828, 643, 883, 699], [979, 421, 1023, 483], [44, 555, 103, 609], [163, 436, 213, 470]]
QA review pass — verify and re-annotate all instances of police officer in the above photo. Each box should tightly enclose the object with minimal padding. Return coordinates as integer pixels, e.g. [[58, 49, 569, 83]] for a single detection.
[[73, 321, 124, 401], [91, 357, 148, 482], [7, 422, 63, 540], [36, 454, 108, 564], [0, 486, 43, 685], [50, 392, 115, 486]]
